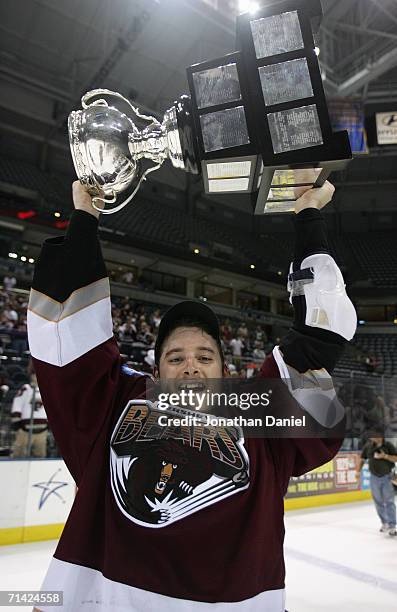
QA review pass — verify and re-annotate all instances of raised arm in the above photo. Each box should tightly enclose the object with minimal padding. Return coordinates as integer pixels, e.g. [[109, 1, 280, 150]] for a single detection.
[[261, 181, 357, 380], [260, 182, 357, 477], [278, 180, 357, 376], [27, 183, 120, 482]]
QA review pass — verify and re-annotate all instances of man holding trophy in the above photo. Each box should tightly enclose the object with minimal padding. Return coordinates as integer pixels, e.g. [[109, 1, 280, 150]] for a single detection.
[[27, 2, 357, 610]]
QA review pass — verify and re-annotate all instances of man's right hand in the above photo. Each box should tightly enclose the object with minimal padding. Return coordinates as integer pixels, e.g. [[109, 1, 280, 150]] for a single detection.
[[72, 181, 102, 220]]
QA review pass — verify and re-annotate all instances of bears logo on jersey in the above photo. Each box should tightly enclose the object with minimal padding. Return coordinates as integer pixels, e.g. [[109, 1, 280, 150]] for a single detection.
[[110, 400, 250, 528]]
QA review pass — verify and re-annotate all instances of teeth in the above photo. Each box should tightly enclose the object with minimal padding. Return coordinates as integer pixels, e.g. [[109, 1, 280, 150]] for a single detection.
[[179, 383, 204, 391]]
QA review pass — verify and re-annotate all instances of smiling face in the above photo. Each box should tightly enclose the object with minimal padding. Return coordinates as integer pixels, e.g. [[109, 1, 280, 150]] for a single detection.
[[158, 326, 223, 382]]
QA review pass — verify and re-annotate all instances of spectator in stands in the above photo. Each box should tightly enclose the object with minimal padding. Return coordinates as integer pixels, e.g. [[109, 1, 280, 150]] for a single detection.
[[358, 433, 397, 537], [4, 304, 18, 324], [122, 270, 134, 284], [364, 354, 380, 373], [11, 372, 48, 458], [253, 341, 266, 361], [0, 312, 13, 330], [0, 373, 9, 400], [230, 335, 244, 368], [237, 322, 248, 341], [3, 275, 16, 291], [11, 321, 28, 354], [227, 362, 238, 377], [255, 325, 266, 344], [118, 322, 136, 343], [220, 319, 232, 344], [137, 322, 155, 346], [151, 309, 162, 329]]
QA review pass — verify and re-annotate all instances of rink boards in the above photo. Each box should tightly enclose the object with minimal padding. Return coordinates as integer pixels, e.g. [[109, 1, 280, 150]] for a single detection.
[[0, 459, 75, 545], [0, 453, 371, 545]]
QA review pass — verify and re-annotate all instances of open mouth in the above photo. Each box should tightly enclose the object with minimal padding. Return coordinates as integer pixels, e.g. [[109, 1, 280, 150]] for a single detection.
[[177, 381, 206, 393], [156, 481, 167, 492]]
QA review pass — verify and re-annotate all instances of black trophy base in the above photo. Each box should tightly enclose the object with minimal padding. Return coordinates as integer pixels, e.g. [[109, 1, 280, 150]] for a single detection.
[[252, 130, 352, 214]]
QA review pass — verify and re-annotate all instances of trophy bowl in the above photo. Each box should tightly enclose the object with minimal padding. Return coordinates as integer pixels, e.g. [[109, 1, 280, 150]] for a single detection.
[[68, 89, 190, 214], [68, 103, 141, 202]]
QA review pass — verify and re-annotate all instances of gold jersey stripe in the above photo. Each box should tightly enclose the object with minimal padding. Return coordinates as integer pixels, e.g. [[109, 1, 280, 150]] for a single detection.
[[28, 277, 110, 323]]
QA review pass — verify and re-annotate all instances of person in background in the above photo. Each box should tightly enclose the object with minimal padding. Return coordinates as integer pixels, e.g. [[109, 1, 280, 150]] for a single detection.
[[122, 270, 134, 284], [151, 308, 162, 329], [3, 275, 16, 291], [253, 341, 266, 361], [0, 373, 9, 401], [11, 372, 48, 458], [237, 321, 248, 340], [230, 335, 244, 369], [11, 321, 28, 355], [358, 434, 397, 536]]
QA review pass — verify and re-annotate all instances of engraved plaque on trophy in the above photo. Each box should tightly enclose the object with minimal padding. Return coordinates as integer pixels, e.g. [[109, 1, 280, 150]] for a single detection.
[[192, 64, 242, 109], [259, 58, 313, 107], [236, 0, 352, 214], [268, 105, 323, 154], [200, 106, 250, 152], [250, 10, 304, 58]]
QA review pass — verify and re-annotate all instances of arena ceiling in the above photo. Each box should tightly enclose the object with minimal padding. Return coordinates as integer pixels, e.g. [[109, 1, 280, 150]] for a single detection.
[[1, 0, 397, 206]]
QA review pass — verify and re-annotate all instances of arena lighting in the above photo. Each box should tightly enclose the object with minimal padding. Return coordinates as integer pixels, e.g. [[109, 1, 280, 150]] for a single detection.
[[20, 256, 27, 262], [8, 252, 18, 259], [54, 212, 61, 218], [194, 248, 200, 254], [239, 0, 260, 13], [28, 258, 35, 264], [358, 320, 366, 325], [250, 264, 256, 269]]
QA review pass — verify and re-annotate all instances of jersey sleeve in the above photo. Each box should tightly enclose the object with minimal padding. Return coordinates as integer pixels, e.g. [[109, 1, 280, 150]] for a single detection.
[[279, 208, 350, 375], [27, 210, 120, 483], [259, 351, 343, 483], [257, 210, 351, 481]]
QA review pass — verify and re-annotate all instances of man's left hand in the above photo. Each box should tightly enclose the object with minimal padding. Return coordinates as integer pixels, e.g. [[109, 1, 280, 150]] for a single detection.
[[294, 180, 335, 214]]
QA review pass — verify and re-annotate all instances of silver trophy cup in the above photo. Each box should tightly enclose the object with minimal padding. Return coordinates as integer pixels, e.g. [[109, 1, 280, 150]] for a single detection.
[[68, 89, 186, 214]]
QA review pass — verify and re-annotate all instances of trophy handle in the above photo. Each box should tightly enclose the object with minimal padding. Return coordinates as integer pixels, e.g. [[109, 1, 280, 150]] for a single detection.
[[81, 89, 161, 127], [91, 162, 162, 215]]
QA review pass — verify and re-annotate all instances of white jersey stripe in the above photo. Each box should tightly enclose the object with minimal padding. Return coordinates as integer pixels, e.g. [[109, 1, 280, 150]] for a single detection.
[[38, 557, 286, 612], [27, 296, 113, 366]]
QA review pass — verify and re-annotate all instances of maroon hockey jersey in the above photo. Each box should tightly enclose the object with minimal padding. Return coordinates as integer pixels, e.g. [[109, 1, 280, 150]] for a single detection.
[[27, 209, 345, 611]]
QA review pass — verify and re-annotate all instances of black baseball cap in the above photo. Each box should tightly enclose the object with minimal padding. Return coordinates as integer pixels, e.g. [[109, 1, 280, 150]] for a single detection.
[[154, 300, 223, 365]]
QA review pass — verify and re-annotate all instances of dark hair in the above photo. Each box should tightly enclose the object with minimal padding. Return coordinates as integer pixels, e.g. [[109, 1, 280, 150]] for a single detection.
[[156, 317, 224, 366]]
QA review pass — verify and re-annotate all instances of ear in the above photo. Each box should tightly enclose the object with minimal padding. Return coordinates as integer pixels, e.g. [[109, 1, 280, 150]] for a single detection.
[[153, 365, 160, 379], [223, 363, 230, 377]]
